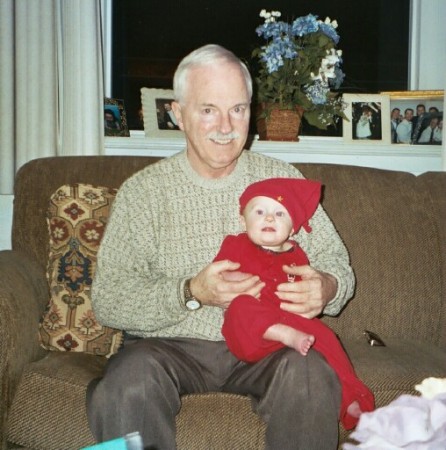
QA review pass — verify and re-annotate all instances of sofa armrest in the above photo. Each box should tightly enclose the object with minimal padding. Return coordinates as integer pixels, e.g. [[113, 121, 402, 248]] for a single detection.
[[0, 250, 49, 429]]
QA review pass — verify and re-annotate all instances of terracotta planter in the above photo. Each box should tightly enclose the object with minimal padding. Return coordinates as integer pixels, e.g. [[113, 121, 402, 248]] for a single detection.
[[256, 105, 304, 141]]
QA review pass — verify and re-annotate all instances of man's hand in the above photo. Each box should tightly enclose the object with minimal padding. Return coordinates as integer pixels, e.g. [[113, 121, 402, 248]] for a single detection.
[[276, 265, 337, 319], [190, 260, 265, 309]]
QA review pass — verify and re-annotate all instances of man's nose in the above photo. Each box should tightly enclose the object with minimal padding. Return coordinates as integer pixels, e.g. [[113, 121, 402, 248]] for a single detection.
[[218, 112, 233, 134]]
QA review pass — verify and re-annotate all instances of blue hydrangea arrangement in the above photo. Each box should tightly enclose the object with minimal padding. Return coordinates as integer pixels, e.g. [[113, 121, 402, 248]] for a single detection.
[[253, 10, 347, 130]]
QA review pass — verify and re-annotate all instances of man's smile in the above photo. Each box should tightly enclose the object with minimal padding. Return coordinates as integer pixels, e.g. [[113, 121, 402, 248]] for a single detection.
[[210, 138, 234, 145]]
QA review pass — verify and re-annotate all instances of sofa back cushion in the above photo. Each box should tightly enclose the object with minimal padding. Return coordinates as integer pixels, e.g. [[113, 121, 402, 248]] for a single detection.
[[39, 184, 123, 357], [418, 171, 446, 347], [298, 164, 443, 345], [12, 157, 444, 346], [12, 156, 163, 271]]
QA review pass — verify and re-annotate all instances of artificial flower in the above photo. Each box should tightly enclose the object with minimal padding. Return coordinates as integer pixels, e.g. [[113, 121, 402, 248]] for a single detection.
[[252, 10, 347, 129]]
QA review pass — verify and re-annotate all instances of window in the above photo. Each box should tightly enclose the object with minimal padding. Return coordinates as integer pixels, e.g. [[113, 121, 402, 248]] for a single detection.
[[112, 0, 410, 130]]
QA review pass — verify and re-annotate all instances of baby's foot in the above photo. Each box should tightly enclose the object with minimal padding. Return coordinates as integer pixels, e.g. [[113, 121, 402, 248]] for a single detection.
[[347, 401, 362, 418], [264, 324, 315, 356], [297, 334, 315, 356]]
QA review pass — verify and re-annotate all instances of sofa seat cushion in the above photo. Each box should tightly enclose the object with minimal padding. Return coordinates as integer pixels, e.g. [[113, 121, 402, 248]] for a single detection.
[[6, 353, 266, 450], [342, 338, 446, 406], [176, 393, 266, 450], [7, 338, 446, 450], [6, 352, 102, 450]]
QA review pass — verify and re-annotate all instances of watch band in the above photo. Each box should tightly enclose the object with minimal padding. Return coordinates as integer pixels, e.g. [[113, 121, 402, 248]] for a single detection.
[[183, 278, 202, 311]]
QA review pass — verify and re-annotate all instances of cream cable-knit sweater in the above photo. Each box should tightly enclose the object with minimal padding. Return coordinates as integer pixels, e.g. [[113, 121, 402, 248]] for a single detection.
[[92, 150, 355, 340]]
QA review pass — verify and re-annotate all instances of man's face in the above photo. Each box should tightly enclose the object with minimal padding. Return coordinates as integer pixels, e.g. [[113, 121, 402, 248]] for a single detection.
[[430, 118, 439, 129], [172, 62, 251, 179], [391, 109, 400, 120], [405, 110, 414, 121]]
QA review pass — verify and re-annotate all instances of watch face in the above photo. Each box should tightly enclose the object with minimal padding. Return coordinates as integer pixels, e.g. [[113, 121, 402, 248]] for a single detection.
[[186, 299, 201, 311]]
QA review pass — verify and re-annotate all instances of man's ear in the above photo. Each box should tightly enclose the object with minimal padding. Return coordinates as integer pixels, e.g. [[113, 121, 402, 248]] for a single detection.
[[171, 101, 184, 131]]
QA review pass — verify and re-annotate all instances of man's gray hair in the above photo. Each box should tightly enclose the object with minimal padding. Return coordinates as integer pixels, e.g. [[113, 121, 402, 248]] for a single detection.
[[173, 44, 253, 104]]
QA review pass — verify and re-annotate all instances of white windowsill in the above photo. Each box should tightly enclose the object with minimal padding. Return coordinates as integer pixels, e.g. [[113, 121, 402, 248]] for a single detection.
[[105, 131, 443, 175], [1, 131, 442, 251]]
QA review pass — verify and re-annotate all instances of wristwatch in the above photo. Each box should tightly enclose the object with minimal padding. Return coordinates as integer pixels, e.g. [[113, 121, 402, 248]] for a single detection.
[[183, 278, 202, 311]]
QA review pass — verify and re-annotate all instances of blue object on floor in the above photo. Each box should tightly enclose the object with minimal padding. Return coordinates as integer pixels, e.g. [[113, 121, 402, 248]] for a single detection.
[[80, 432, 143, 450]]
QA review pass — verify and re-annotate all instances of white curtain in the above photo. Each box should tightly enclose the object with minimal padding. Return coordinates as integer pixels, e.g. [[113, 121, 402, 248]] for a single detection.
[[0, 0, 104, 195]]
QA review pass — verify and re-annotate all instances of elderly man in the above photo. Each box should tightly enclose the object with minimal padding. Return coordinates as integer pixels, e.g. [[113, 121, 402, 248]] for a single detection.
[[87, 44, 355, 449]]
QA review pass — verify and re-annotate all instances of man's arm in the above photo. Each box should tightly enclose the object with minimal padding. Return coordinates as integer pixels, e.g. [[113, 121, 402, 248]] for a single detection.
[[92, 180, 264, 334], [189, 260, 264, 309], [191, 235, 265, 309], [276, 265, 338, 318], [276, 203, 355, 318], [91, 183, 187, 333]]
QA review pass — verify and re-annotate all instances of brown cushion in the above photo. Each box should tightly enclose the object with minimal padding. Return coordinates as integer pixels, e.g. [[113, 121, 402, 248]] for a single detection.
[[39, 184, 123, 357], [6, 352, 102, 450], [6, 352, 267, 450], [7, 338, 446, 450]]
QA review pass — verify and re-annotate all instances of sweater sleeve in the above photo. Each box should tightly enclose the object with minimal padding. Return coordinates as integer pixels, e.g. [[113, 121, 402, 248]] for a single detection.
[[91, 178, 188, 334]]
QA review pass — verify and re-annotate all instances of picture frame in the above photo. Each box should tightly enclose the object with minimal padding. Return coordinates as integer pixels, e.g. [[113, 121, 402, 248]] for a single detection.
[[141, 88, 184, 138], [343, 93, 391, 144], [380, 90, 443, 145], [104, 98, 130, 137]]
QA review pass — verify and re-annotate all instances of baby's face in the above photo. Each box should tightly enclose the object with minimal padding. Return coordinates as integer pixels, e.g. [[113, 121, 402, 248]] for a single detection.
[[241, 196, 293, 251]]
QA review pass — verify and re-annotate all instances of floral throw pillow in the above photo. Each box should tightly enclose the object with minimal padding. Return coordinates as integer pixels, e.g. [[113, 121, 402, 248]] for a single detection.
[[39, 184, 123, 358]]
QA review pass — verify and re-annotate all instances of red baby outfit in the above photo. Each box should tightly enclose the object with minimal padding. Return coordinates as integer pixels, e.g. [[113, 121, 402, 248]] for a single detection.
[[216, 234, 374, 429], [215, 178, 374, 430]]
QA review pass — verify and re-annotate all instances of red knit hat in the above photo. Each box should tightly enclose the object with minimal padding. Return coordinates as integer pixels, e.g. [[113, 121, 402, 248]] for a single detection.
[[239, 178, 322, 233]]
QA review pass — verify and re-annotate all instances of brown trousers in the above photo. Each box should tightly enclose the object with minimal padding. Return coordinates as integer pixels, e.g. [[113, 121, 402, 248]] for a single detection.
[[87, 337, 341, 449]]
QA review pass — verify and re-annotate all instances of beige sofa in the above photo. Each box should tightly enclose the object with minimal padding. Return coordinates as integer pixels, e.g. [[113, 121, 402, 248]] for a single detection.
[[1, 155, 445, 450]]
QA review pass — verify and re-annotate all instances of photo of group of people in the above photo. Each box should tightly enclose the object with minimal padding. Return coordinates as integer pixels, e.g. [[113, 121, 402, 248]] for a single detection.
[[390, 102, 443, 145], [344, 91, 443, 146]]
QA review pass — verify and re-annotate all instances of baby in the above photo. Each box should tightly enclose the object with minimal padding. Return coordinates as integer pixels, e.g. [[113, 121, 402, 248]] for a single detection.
[[214, 177, 374, 429]]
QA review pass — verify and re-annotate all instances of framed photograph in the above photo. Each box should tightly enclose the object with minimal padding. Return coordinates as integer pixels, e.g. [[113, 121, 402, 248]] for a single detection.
[[380, 90, 443, 145], [141, 88, 184, 138], [343, 94, 391, 144], [104, 98, 130, 137]]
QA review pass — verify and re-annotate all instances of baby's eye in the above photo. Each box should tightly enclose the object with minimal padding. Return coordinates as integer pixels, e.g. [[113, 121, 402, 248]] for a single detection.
[[255, 209, 264, 215], [276, 211, 285, 217]]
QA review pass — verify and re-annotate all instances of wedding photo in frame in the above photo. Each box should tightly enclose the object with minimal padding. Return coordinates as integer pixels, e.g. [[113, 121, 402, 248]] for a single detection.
[[104, 98, 130, 137], [141, 88, 184, 138], [343, 93, 391, 144], [380, 90, 443, 145]]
